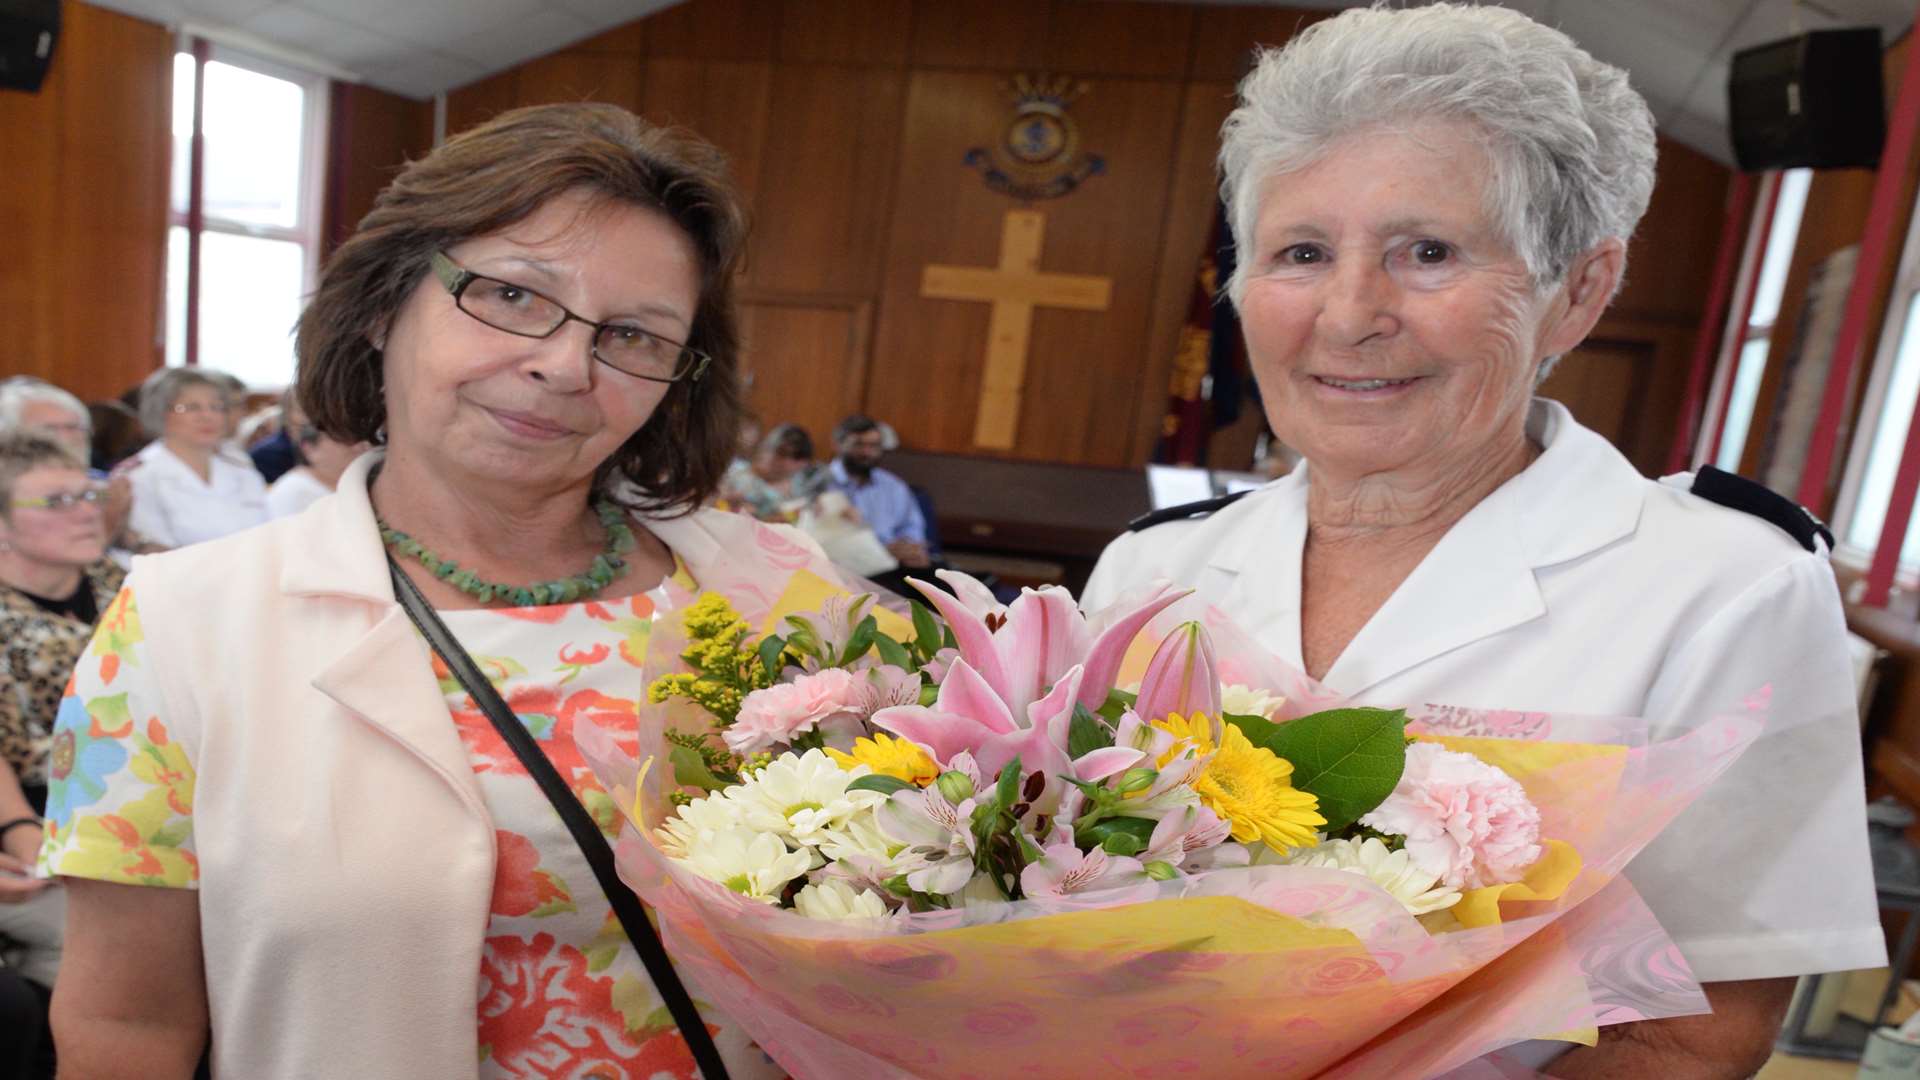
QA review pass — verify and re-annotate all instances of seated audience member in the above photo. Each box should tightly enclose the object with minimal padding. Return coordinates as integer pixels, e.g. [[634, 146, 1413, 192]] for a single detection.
[[266, 394, 367, 519], [249, 423, 298, 485], [721, 423, 828, 521], [0, 380, 137, 554], [125, 368, 268, 549], [85, 400, 147, 471], [829, 414, 932, 569], [0, 432, 121, 993]]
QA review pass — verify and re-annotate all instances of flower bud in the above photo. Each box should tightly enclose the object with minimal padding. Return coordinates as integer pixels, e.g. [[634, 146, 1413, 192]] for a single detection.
[[1117, 767, 1158, 795], [1136, 622, 1221, 724], [1144, 860, 1180, 881], [935, 771, 976, 804]]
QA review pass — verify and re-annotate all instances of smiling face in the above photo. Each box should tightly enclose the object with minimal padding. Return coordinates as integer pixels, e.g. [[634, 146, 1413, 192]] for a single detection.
[[1238, 121, 1598, 485], [162, 383, 231, 454], [379, 188, 701, 498], [1, 464, 108, 570]]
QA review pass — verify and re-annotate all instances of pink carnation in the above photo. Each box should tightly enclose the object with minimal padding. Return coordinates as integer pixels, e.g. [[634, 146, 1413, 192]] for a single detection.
[[725, 669, 867, 755], [1358, 742, 1541, 890]]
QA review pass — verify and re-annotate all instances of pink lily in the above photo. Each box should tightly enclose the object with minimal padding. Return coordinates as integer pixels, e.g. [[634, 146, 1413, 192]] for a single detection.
[[871, 658, 1079, 781], [907, 573, 1187, 717], [1134, 621, 1221, 725]]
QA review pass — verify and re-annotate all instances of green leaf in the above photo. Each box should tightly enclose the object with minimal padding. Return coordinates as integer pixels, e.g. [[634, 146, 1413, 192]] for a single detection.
[[846, 774, 914, 796], [942, 624, 958, 650], [1079, 815, 1157, 850], [1101, 831, 1146, 857], [1097, 688, 1137, 725], [994, 758, 1022, 811], [1224, 712, 1280, 747], [756, 634, 788, 680], [1262, 708, 1408, 833], [873, 631, 912, 669], [1068, 704, 1116, 759], [840, 615, 878, 666], [910, 600, 942, 657], [668, 745, 731, 793]]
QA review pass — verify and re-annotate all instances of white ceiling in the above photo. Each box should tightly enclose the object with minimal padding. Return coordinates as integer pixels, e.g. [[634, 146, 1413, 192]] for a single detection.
[[79, 0, 1918, 164]]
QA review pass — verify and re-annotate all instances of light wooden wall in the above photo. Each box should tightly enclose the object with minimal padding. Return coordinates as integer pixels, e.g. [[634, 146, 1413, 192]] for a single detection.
[[0, 0, 172, 401]]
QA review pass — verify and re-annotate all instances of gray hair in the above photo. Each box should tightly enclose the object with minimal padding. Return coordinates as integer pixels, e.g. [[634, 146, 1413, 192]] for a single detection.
[[1219, 2, 1656, 309], [0, 377, 89, 435], [137, 367, 229, 437]]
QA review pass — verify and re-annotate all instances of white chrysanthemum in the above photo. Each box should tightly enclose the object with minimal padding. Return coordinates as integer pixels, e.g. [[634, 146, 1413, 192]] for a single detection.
[[655, 791, 749, 857], [1221, 684, 1287, 720], [1285, 836, 1461, 915], [726, 749, 885, 845], [676, 826, 812, 904], [793, 877, 892, 921]]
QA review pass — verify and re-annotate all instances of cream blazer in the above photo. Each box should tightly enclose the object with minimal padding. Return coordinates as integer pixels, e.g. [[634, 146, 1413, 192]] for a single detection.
[[129, 452, 845, 1079]]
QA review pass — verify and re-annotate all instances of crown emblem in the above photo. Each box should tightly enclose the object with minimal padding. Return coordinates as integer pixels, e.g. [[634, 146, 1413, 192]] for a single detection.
[[965, 72, 1106, 202]]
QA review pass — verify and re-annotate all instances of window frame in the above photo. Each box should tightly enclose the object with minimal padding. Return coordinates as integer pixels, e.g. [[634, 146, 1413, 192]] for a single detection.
[[167, 36, 330, 384]]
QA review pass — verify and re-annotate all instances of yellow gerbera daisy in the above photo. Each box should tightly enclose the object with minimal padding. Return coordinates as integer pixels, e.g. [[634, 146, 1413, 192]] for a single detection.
[[824, 732, 940, 787], [1152, 713, 1325, 852]]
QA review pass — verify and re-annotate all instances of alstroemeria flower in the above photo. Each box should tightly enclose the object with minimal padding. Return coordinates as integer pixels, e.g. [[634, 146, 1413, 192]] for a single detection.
[[874, 785, 979, 896], [1019, 840, 1147, 898]]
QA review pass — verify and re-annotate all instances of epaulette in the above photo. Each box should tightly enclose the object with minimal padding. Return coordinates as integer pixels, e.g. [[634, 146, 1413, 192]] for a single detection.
[[1127, 490, 1254, 533], [1690, 465, 1833, 553]]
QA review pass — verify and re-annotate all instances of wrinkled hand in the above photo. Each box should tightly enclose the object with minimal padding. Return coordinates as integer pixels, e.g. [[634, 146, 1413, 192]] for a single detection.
[[887, 539, 932, 568], [0, 851, 50, 904]]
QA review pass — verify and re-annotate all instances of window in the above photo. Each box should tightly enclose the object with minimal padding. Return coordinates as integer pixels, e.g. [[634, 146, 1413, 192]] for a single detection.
[[1706, 169, 1813, 471], [165, 42, 328, 388], [1837, 170, 1920, 573]]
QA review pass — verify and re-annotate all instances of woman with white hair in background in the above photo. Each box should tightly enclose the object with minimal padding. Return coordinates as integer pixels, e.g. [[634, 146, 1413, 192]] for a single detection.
[[124, 367, 267, 549], [1083, 4, 1880, 1073]]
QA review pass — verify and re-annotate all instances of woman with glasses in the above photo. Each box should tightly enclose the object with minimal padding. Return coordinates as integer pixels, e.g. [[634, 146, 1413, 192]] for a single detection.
[[40, 104, 846, 1079], [264, 392, 368, 520], [124, 367, 268, 548], [0, 431, 123, 999]]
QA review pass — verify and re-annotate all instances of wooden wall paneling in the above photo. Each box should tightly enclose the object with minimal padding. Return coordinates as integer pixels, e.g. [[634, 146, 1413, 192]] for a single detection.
[[1613, 139, 1731, 323], [737, 298, 873, 448], [645, 0, 777, 61], [1187, 6, 1330, 82], [867, 71, 1183, 465], [747, 64, 907, 296], [1544, 337, 1658, 465], [908, 0, 1050, 71], [1046, 0, 1195, 80], [777, 0, 912, 66], [641, 59, 774, 211], [1132, 80, 1237, 466], [445, 70, 520, 137], [39, 2, 172, 399], [324, 83, 435, 253], [0, 25, 61, 383], [517, 52, 643, 113], [571, 22, 646, 56]]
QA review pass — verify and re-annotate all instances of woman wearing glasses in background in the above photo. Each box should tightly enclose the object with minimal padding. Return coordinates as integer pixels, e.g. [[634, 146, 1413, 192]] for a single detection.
[[38, 104, 848, 1079], [124, 367, 268, 549], [0, 431, 123, 1021], [264, 390, 369, 520]]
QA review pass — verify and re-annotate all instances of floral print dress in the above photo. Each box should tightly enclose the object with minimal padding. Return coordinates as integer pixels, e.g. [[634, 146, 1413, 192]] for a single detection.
[[38, 582, 788, 1080]]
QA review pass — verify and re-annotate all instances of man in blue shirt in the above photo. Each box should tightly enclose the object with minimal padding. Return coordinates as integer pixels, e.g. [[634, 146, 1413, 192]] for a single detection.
[[828, 414, 932, 571]]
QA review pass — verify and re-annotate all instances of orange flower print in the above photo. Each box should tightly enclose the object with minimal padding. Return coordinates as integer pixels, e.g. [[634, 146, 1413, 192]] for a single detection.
[[479, 933, 675, 1078], [491, 830, 575, 918]]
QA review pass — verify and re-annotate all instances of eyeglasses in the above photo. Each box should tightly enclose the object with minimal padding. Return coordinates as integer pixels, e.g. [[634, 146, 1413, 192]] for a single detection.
[[12, 486, 105, 512], [169, 401, 230, 416], [430, 251, 711, 384]]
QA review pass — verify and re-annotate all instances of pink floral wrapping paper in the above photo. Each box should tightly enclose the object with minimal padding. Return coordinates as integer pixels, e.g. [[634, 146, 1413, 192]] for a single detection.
[[577, 570, 1763, 1079]]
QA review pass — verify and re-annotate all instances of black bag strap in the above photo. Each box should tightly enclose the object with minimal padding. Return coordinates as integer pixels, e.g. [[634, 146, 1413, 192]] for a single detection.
[[387, 557, 730, 1080]]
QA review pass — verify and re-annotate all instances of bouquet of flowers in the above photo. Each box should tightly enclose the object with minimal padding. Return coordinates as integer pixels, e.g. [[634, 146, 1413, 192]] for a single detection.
[[579, 569, 1759, 1078]]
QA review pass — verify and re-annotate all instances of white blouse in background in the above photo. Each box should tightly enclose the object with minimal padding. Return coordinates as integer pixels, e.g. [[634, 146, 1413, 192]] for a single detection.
[[265, 467, 332, 520], [126, 440, 269, 549]]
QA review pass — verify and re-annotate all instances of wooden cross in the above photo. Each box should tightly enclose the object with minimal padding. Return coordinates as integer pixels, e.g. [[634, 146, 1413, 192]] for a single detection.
[[920, 210, 1113, 449]]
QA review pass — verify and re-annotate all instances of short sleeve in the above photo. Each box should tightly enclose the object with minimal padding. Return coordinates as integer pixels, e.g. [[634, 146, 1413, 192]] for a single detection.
[[1629, 555, 1883, 981], [36, 586, 199, 889]]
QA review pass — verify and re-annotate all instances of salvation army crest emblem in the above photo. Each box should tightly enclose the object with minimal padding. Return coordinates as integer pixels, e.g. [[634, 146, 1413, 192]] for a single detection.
[[965, 74, 1106, 201]]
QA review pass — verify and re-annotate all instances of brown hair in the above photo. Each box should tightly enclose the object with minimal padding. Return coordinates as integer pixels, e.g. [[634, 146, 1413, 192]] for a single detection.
[[296, 103, 749, 516]]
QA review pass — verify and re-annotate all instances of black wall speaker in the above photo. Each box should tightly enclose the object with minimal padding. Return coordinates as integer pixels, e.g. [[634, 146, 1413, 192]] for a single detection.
[[0, 0, 58, 93], [1729, 28, 1885, 171]]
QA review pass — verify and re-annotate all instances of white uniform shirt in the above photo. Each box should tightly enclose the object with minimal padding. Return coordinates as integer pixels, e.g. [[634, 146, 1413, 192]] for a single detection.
[[1085, 398, 1883, 984], [126, 441, 269, 549], [265, 467, 332, 520]]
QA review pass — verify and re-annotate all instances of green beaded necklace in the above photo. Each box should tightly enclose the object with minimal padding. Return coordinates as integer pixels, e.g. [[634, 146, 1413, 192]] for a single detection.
[[379, 500, 638, 607]]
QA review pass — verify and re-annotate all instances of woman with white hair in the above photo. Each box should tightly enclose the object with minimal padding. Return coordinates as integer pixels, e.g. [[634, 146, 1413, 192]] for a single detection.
[[124, 367, 267, 549], [1084, 4, 1879, 1073], [0, 378, 137, 552]]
